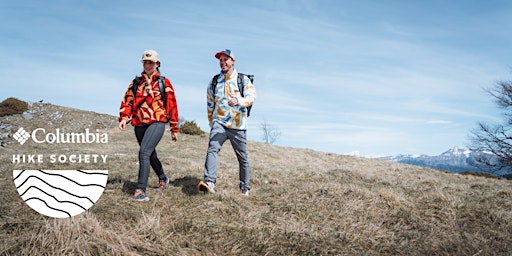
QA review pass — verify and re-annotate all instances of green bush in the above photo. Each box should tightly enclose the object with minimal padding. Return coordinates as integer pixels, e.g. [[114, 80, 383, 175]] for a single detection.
[[0, 97, 29, 117], [180, 120, 205, 135]]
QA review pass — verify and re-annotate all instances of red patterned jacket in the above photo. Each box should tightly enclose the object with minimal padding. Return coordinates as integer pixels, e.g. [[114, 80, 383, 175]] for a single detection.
[[119, 71, 179, 132]]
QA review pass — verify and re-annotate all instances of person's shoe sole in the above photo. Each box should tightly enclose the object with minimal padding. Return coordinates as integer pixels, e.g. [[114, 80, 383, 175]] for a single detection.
[[197, 180, 215, 193], [134, 194, 149, 201]]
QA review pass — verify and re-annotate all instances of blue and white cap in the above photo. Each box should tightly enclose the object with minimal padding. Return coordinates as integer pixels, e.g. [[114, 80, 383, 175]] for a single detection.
[[215, 49, 235, 60]]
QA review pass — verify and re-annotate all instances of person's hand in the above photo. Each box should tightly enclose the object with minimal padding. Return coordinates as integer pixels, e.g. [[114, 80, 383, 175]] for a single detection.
[[228, 97, 238, 107], [171, 131, 178, 141], [118, 119, 127, 131]]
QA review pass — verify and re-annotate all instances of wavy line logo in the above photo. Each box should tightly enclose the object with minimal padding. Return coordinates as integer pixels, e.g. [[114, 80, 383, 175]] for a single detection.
[[13, 170, 108, 218]]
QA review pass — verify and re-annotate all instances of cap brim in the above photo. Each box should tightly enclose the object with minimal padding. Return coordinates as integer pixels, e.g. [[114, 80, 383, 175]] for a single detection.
[[215, 52, 233, 60], [142, 58, 159, 62], [214, 52, 224, 59]]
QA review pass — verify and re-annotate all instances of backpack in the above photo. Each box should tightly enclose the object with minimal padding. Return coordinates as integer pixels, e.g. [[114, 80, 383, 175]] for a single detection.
[[211, 73, 254, 116], [132, 76, 167, 107]]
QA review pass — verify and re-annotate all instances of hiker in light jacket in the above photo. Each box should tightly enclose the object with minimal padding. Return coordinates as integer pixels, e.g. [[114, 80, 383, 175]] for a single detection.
[[198, 49, 256, 196], [118, 49, 179, 201]]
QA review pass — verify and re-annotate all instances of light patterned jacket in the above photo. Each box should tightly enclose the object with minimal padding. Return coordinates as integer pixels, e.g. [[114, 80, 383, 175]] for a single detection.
[[207, 69, 256, 130]]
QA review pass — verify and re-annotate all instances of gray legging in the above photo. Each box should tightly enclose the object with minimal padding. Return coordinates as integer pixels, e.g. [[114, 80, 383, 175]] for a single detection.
[[134, 122, 166, 192]]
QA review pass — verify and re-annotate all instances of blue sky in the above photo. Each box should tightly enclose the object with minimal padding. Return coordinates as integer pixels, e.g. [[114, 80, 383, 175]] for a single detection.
[[1, 0, 511, 156]]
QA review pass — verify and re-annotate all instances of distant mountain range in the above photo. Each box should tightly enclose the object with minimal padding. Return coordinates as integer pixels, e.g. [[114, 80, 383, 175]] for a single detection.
[[381, 146, 511, 178]]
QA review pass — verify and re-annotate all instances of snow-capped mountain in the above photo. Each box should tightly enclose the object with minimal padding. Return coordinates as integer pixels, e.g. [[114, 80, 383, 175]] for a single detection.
[[441, 146, 471, 158], [381, 146, 510, 177]]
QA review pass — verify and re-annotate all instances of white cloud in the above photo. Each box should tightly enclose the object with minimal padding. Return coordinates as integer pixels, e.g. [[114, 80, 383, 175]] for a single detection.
[[425, 120, 453, 125]]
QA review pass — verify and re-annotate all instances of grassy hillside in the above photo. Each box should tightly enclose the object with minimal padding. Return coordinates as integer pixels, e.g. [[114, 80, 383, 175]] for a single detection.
[[1, 103, 511, 255]]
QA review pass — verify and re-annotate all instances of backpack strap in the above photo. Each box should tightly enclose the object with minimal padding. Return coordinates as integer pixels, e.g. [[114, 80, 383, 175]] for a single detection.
[[131, 76, 167, 107], [237, 73, 254, 95], [236, 73, 254, 117], [211, 74, 221, 91], [132, 76, 141, 98], [210, 74, 221, 112], [237, 73, 245, 97], [158, 76, 166, 107]]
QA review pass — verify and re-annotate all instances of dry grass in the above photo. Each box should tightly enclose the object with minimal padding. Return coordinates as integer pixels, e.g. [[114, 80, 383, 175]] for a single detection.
[[1, 103, 511, 255]]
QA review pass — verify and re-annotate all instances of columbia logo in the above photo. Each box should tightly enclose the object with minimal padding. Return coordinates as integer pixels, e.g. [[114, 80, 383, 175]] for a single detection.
[[13, 127, 30, 145]]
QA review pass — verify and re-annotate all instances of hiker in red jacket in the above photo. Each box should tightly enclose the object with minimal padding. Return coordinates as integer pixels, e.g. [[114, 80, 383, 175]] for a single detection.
[[118, 49, 179, 201]]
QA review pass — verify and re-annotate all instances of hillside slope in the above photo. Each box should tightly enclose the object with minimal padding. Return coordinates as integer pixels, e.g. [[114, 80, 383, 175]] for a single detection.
[[1, 102, 511, 255]]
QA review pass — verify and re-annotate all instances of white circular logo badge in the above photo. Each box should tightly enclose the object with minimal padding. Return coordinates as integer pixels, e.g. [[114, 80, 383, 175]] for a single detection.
[[13, 170, 108, 218]]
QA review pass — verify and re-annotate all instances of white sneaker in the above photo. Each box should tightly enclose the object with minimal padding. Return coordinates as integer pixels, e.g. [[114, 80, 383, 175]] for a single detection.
[[240, 188, 249, 196]]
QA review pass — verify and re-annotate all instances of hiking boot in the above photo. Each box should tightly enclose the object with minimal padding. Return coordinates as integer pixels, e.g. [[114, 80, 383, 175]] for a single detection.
[[156, 177, 170, 191], [240, 188, 250, 196], [198, 180, 215, 193], [134, 189, 149, 201]]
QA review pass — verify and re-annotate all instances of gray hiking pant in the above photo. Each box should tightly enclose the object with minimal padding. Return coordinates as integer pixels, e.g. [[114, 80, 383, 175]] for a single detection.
[[134, 122, 166, 192], [204, 122, 250, 190]]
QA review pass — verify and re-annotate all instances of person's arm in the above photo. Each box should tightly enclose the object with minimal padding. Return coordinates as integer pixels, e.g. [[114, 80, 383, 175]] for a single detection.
[[207, 78, 216, 126], [118, 80, 136, 130], [165, 78, 179, 141], [236, 75, 256, 107]]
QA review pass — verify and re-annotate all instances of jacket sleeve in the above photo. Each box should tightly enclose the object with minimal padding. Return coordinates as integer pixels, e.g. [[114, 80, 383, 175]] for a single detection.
[[207, 78, 215, 124], [119, 81, 135, 122], [237, 75, 256, 108], [165, 78, 180, 133]]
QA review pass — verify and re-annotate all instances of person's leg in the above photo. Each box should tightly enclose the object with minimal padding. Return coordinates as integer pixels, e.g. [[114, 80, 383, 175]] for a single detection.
[[203, 122, 228, 184], [227, 128, 250, 192], [134, 125, 147, 189], [149, 142, 166, 181], [135, 122, 165, 192], [133, 125, 148, 200]]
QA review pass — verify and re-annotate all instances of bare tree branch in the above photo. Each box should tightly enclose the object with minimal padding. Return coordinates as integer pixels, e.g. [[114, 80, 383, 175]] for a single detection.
[[260, 119, 282, 145], [471, 78, 512, 172]]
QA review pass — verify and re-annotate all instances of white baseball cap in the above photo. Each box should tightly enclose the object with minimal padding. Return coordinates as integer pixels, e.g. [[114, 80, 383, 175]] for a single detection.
[[141, 49, 160, 62]]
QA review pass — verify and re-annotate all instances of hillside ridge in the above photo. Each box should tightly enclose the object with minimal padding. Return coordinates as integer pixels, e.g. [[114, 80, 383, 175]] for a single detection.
[[1, 101, 511, 255], [0, 102, 117, 147]]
